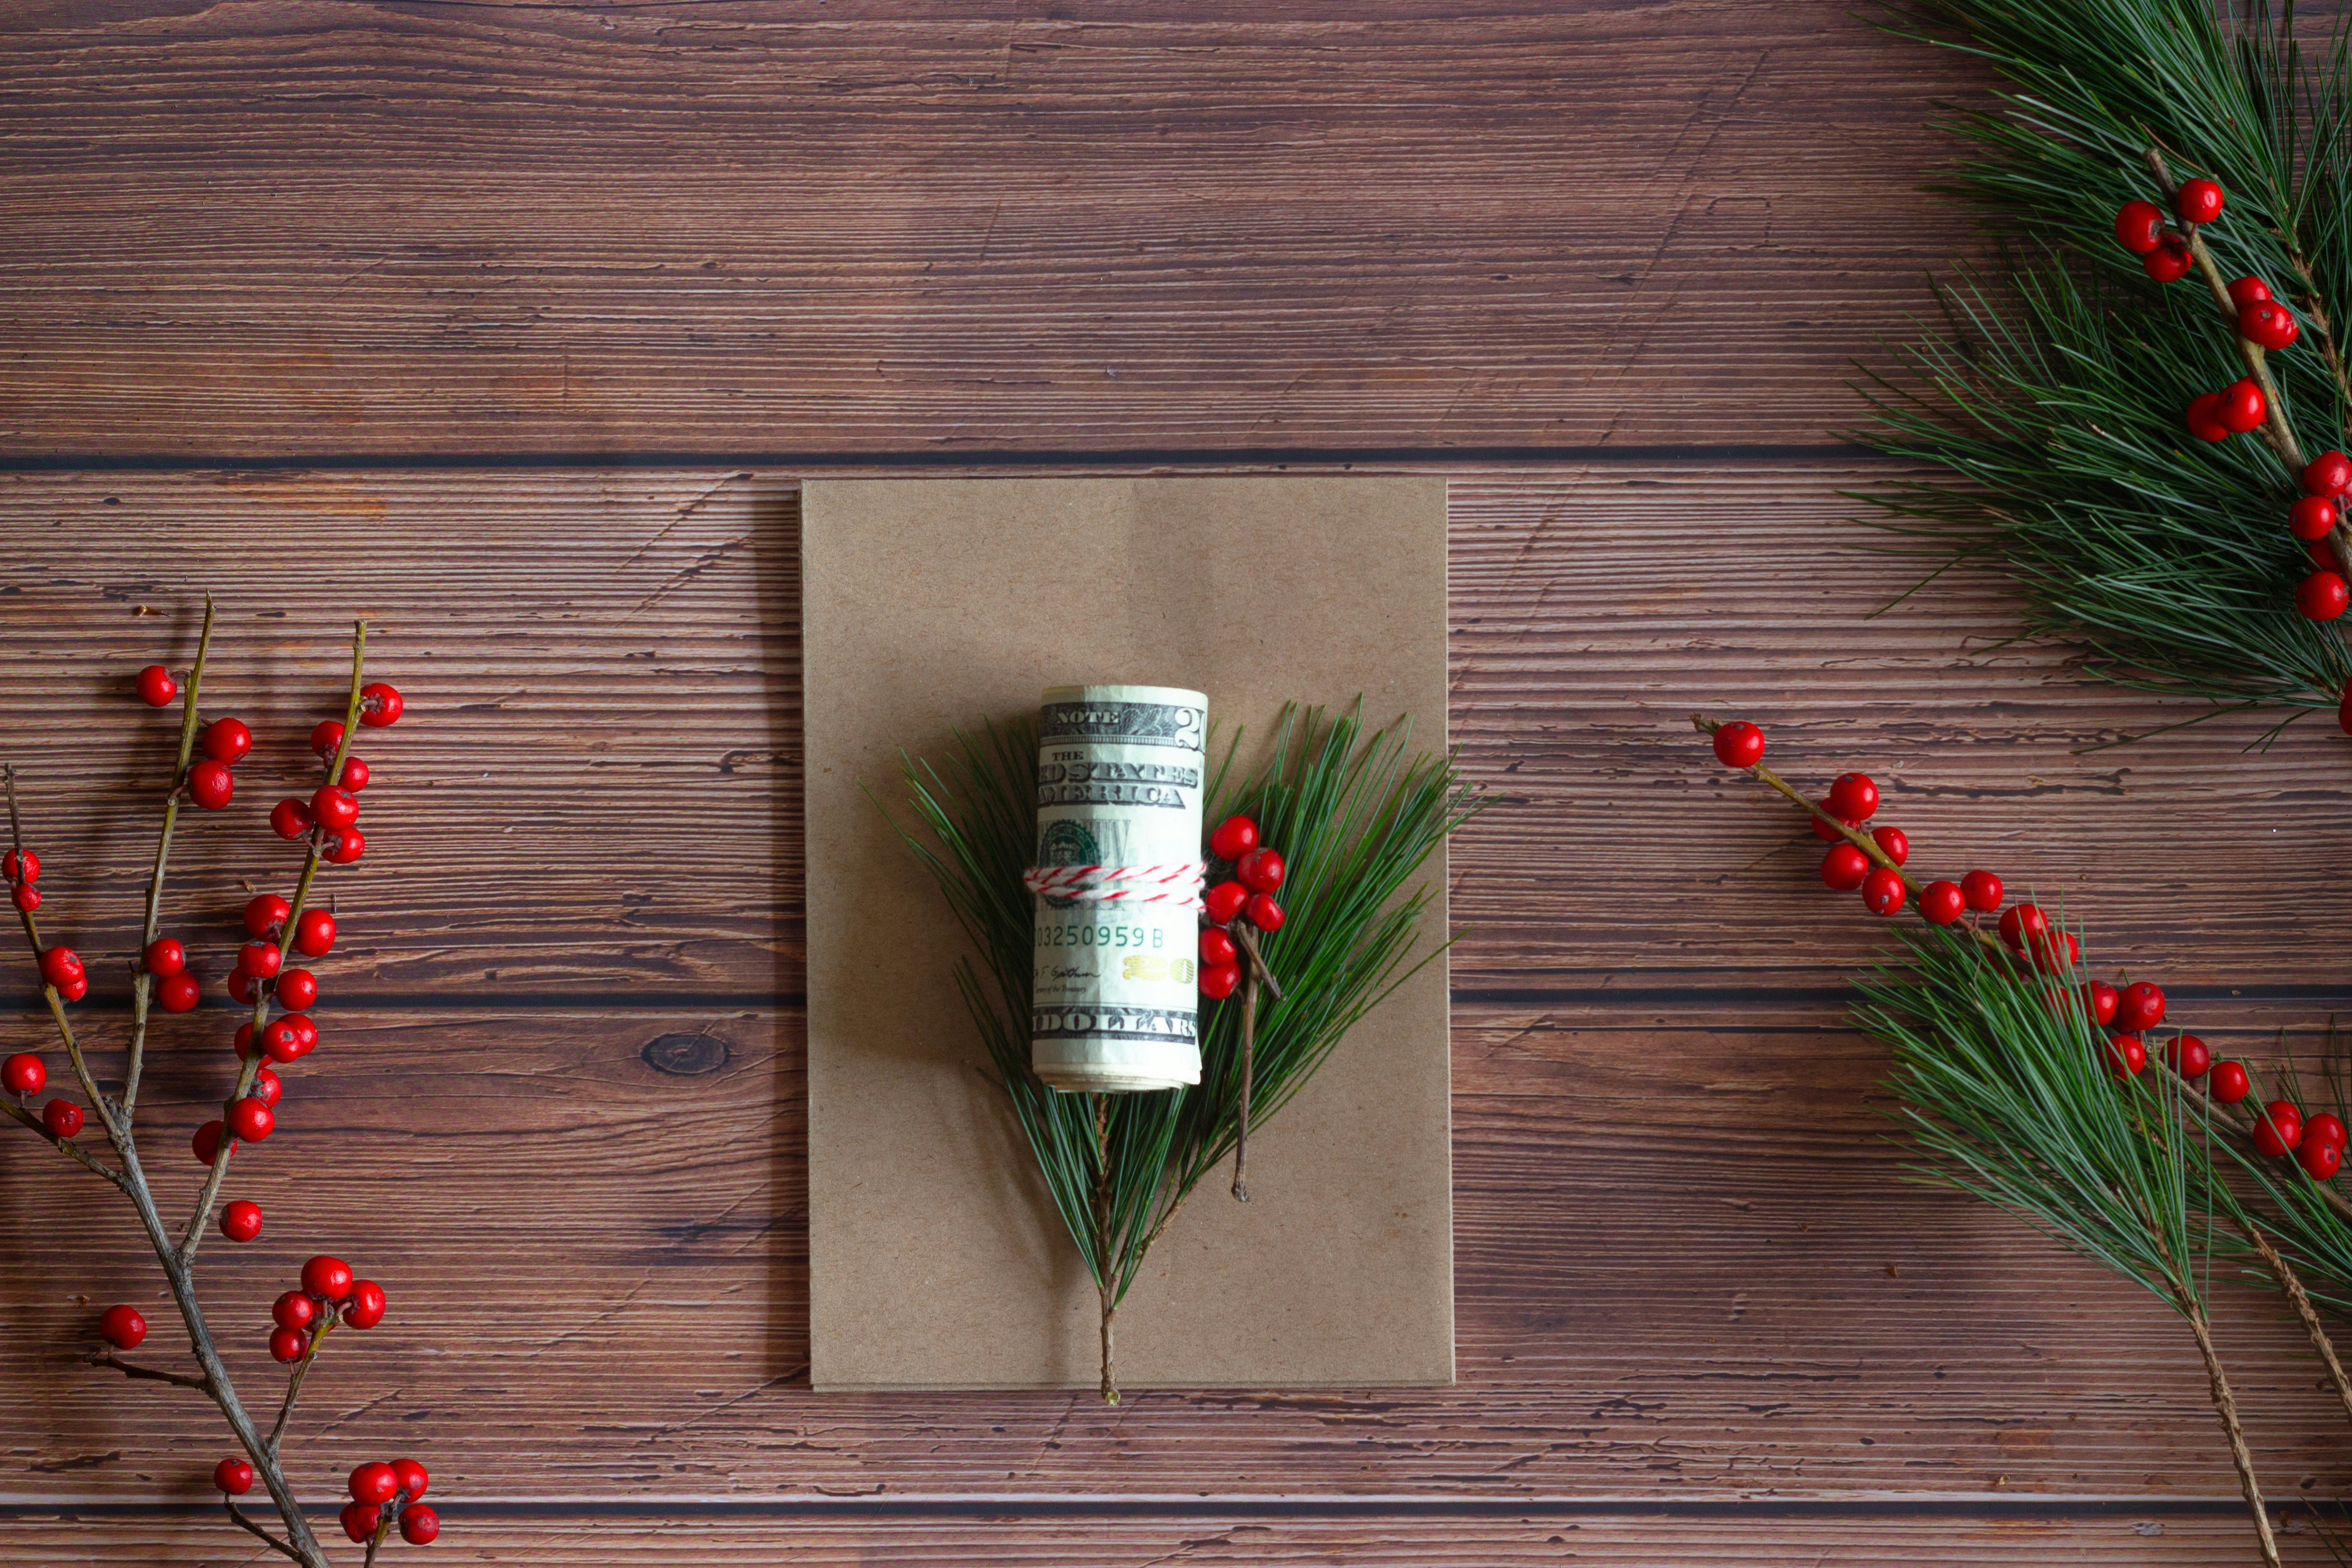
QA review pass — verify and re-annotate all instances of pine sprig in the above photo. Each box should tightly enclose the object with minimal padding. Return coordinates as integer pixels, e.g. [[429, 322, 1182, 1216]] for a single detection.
[[1861, 0, 2352, 724], [886, 702, 1482, 1401]]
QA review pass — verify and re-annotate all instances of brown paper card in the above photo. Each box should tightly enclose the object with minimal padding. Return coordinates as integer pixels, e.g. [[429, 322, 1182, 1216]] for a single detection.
[[802, 476, 1452, 1391]]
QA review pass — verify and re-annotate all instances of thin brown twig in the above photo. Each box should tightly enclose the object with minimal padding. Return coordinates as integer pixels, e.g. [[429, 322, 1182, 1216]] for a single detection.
[[85, 1348, 211, 1391], [226, 1500, 306, 1564], [267, 1317, 334, 1455], [4, 768, 124, 1139], [2178, 1287, 2284, 1568], [2240, 1218, 2352, 1429], [1093, 1094, 1118, 1405], [126, 593, 216, 1117], [0, 1098, 126, 1187]]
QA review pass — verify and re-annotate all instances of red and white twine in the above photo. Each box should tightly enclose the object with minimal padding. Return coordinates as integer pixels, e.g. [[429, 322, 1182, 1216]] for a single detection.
[[1022, 861, 1207, 911]]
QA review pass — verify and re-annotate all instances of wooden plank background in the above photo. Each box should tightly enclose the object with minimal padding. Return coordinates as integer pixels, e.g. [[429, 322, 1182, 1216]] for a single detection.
[[3, 3, 2351, 1563]]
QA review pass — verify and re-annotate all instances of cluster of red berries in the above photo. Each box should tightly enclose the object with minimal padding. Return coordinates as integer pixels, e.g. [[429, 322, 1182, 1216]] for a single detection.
[[266, 1254, 387, 1364], [4, 1044, 86, 1141], [1197, 813, 1285, 1001], [337, 1456, 439, 1545], [2113, 179, 2223, 281], [4, 845, 38, 915], [268, 697, 400, 866]]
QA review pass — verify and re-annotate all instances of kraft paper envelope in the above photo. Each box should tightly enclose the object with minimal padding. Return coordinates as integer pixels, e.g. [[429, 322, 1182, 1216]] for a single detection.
[[802, 476, 1452, 1391]]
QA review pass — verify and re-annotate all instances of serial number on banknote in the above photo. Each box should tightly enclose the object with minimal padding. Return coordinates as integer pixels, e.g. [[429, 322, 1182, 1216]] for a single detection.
[[1035, 921, 1170, 951]]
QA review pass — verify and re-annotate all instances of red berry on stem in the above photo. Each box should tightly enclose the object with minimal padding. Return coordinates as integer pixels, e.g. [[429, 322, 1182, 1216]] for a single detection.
[[1961, 869, 2003, 912], [2305, 451, 2352, 496], [344, 1279, 387, 1329], [2175, 177, 2225, 225], [339, 756, 371, 792], [156, 970, 199, 1013], [250, 1068, 282, 1108], [191, 1119, 226, 1165], [2103, 1034, 2147, 1078], [323, 829, 365, 865], [1, 848, 36, 883], [244, 894, 291, 938], [294, 909, 337, 958], [214, 1458, 254, 1496], [1711, 721, 1765, 768], [303, 1255, 355, 1300], [262, 1019, 303, 1063], [400, 1504, 440, 1546], [1236, 847, 1284, 895], [200, 717, 252, 765], [2211, 1060, 2253, 1103], [99, 1304, 147, 1349], [269, 1326, 308, 1364], [311, 786, 359, 835], [43, 1098, 82, 1139], [2082, 981, 2119, 1028], [2300, 1137, 2344, 1180], [1199, 929, 1237, 966], [310, 720, 345, 758], [284, 1012, 318, 1052], [239, 941, 283, 979], [1199, 961, 1242, 1000], [391, 1458, 429, 1500], [226, 1096, 273, 1143], [227, 967, 257, 1005], [233, 1022, 257, 1060], [1919, 880, 1966, 926], [1820, 843, 1870, 892], [359, 682, 404, 726], [2241, 300, 2300, 350], [135, 665, 177, 707], [270, 798, 313, 841], [2114, 200, 2165, 254], [10, 884, 36, 913], [1245, 893, 1284, 931], [2220, 377, 2268, 433], [2254, 1100, 2305, 1157], [1208, 815, 1258, 862], [56, 973, 86, 1003], [1203, 881, 1248, 925], [2185, 391, 2229, 442], [2144, 239, 2193, 283], [1827, 772, 1878, 821], [1860, 864, 1905, 916], [272, 1291, 317, 1331], [341, 1502, 381, 1543], [2307, 1112, 2349, 1150], [351, 1461, 399, 1506], [2228, 274, 2273, 310], [2292, 496, 2339, 541], [189, 760, 237, 810], [1996, 903, 2049, 949], [39, 947, 82, 989], [2301, 571, 2350, 620], [221, 1200, 262, 1243], [1810, 807, 1857, 842], [143, 937, 185, 978], [2114, 981, 2165, 1033], [1870, 826, 1908, 865], [277, 968, 318, 1011], [2, 1053, 46, 1096], [2167, 1034, 2212, 1078]]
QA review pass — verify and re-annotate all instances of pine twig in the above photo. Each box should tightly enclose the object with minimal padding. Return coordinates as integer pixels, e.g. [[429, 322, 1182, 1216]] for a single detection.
[[2241, 1218, 2352, 1430], [2180, 1288, 2285, 1568]]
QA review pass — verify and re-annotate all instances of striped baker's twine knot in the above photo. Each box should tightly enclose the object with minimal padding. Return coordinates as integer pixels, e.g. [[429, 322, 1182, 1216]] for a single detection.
[[1022, 861, 1207, 911]]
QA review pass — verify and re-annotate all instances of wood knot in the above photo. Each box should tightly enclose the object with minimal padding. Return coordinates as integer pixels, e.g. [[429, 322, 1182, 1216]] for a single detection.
[[641, 1032, 730, 1077]]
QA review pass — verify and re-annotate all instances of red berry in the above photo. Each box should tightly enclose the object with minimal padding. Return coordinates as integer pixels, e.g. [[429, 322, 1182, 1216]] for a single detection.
[[302, 1255, 354, 1300], [1245, 892, 1284, 931], [135, 664, 178, 707], [1236, 847, 1284, 895], [277, 968, 318, 1010], [226, 1096, 273, 1143], [262, 1019, 303, 1064], [1918, 879, 1966, 926], [244, 894, 291, 938], [2082, 981, 2119, 1028], [1827, 772, 1879, 821], [2241, 299, 2300, 351], [2300, 570, 2350, 620], [2254, 1099, 2305, 1157], [399, 1504, 440, 1545], [239, 941, 283, 979], [2212, 1060, 2253, 1104], [56, 973, 87, 1003], [270, 798, 313, 840], [200, 717, 252, 765], [284, 1012, 318, 1053], [1711, 721, 1765, 768], [2114, 981, 2165, 1033], [2027, 929, 2079, 974], [2, 1053, 46, 1096], [341, 1501, 381, 1542], [42, 1098, 82, 1139], [1, 848, 37, 883], [340, 755, 372, 791], [272, 1290, 317, 1331], [234, 1022, 258, 1060], [227, 967, 257, 1005], [343, 1279, 387, 1329], [311, 720, 346, 759], [2114, 199, 2165, 254], [2301, 1137, 2344, 1180], [1199, 929, 1237, 966], [2103, 1034, 2147, 1078], [351, 1461, 399, 1506], [250, 1068, 282, 1109], [2220, 377, 2268, 433], [2292, 495, 2339, 541], [2307, 1112, 2348, 1150], [221, 1200, 263, 1243], [1870, 826, 1909, 865], [1203, 881, 1248, 925], [322, 829, 365, 865], [99, 1304, 147, 1349], [2305, 451, 2352, 496], [2185, 391, 2229, 441], [192, 1119, 226, 1164], [2144, 239, 2193, 283], [311, 786, 359, 835], [1208, 814, 1259, 862], [2166, 1034, 2211, 1078], [391, 1457, 429, 1500], [269, 1326, 309, 1364], [1996, 903, 2049, 949], [1810, 807, 1859, 842], [2228, 274, 2273, 310], [214, 1458, 254, 1496], [294, 909, 337, 958], [142, 938, 186, 978], [2175, 177, 2225, 225], [1860, 864, 1905, 916], [38, 946, 83, 989], [1199, 961, 1242, 1000], [359, 682, 404, 727], [1820, 843, 1870, 892], [155, 970, 199, 1013], [10, 883, 36, 913]]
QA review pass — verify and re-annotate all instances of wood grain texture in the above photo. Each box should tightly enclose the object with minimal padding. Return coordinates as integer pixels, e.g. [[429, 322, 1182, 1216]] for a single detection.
[[0, 0, 1989, 458]]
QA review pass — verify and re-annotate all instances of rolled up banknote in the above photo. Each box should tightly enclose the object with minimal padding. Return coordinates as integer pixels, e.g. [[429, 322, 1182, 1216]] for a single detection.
[[1029, 684, 1208, 1093]]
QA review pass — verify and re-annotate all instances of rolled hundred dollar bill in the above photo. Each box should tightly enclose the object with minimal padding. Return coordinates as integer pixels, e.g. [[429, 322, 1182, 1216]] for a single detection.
[[1030, 684, 1207, 1093]]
